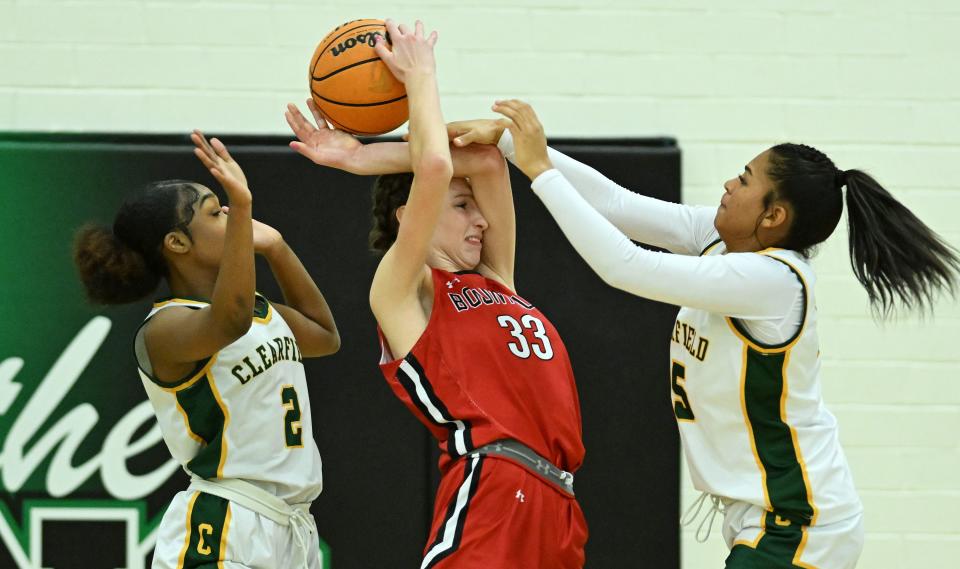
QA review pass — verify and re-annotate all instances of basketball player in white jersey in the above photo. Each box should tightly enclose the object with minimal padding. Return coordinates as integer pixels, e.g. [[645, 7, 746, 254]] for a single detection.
[[74, 132, 340, 568], [446, 102, 959, 568]]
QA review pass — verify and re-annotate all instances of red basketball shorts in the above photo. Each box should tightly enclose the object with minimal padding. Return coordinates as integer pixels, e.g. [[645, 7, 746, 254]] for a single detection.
[[420, 454, 588, 569]]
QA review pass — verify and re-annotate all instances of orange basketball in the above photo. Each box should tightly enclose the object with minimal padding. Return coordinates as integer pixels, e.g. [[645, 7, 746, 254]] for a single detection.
[[309, 19, 408, 136]]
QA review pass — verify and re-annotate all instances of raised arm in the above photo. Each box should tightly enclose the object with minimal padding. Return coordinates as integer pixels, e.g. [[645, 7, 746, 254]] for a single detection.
[[286, 97, 515, 288], [460, 144, 514, 288], [144, 133, 256, 382], [499, 128, 717, 255], [254, 222, 340, 358], [529, 170, 799, 318], [366, 20, 453, 357], [493, 101, 799, 319], [446, 116, 718, 256]]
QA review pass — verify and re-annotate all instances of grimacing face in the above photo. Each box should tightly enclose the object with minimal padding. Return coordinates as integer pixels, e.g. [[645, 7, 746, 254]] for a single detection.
[[428, 178, 489, 271]]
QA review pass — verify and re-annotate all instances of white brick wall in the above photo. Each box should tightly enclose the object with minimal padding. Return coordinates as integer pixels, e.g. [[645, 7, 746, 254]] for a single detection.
[[2, 1, 958, 566]]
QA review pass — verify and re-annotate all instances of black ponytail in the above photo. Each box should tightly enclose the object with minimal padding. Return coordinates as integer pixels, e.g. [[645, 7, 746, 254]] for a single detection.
[[843, 169, 960, 316], [768, 143, 959, 317], [73, 180, 201, 304]]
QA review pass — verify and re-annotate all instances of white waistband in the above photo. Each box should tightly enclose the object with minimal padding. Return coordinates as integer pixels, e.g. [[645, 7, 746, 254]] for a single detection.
[[188, 477, 314, 569], [188, 477, 309, 525]]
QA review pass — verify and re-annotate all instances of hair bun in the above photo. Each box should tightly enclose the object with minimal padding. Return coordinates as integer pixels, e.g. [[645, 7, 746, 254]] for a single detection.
[[73, 224, 160, 304]]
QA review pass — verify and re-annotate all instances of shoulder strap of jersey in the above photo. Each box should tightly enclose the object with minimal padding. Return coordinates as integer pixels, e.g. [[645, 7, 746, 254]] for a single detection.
[[135, 298, 215, 391], [726, 249, 810, 352]]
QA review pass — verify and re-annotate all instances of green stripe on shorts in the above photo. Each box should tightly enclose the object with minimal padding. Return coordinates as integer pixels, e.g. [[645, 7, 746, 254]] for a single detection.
[[182, 492, 231, 568], [726, 515, 805, 569]]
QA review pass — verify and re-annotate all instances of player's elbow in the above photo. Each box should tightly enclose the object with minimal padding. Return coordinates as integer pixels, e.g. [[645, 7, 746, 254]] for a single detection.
[[226, 313, 254, 340], [594, 262, 627, 291], [213, 300, 254, 342], [414, 152, 454, 181], [324, 330, 342, 355], [302, 330, 341, 358], [467, 143, 507, 173], [592, 251, 642, 294]]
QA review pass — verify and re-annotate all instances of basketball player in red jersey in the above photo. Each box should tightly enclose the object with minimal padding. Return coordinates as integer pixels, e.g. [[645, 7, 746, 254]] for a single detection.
[[285, 19, 587, 569]]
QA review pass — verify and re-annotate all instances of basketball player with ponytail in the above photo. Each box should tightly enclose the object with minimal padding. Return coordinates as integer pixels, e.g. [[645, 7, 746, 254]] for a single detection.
[[74, 133, 339, 569], [286, 20, 587, 569], [448, 101, 959, 569]]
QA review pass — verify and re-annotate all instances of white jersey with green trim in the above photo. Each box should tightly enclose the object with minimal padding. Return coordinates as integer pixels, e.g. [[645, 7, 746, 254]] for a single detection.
[[671, 246, 861, 526], [135, 294, 323, 505], [501, 136, 862, 527]]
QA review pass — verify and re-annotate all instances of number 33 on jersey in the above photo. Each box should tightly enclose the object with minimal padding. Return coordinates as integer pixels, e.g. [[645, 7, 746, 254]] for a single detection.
[[378, 268, 584, 471]]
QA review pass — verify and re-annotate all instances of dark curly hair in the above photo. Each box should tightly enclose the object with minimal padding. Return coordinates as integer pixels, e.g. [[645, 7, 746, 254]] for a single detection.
[[369, 172, 414, 254], [767, 143, 959, 316], [73, 180, 201, 304]]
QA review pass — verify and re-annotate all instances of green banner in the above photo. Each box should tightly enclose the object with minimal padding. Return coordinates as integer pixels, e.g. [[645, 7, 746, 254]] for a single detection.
[[0, 136, 331, 568]]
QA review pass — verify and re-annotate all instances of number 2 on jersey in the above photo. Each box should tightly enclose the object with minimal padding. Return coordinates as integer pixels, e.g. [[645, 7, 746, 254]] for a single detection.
[[671, 361, 696, 421], [281, 385, 303, 448], [497, 314, 554, 360]]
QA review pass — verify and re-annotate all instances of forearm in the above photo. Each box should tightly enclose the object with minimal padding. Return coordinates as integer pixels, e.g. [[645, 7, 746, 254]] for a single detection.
[[352, 142, 503, 178], [530, 170, 797, 318], [406, 73, 450, 170], [210, 201, 255, 330], [466, 147, 516, 285], [349, 142, 411, 175], [263, 242, 337, 334], [546, 147, 712, 253], [499, 130, 717, 255]]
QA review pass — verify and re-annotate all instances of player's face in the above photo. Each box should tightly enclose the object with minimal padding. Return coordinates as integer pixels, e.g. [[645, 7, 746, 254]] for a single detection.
[[183, 186, 229, 267], [430, 178, 488, 270], [714, 150, 776, 247]]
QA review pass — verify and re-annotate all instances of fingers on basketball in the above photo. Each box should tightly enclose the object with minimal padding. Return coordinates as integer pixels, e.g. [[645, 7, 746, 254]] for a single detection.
[[307, 99, 330, 129]]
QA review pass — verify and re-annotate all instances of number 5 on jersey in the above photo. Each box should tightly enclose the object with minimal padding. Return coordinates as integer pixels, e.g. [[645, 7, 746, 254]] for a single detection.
[[671, 361, 696, 421], [497, 314, 554, 360]]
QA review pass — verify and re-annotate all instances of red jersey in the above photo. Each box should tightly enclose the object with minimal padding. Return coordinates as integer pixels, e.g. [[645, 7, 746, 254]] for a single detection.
[[379, 268, 585, 473]]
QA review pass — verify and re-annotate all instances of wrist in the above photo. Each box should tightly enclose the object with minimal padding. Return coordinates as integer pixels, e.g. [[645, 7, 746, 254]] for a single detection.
[[493, 125, 506, 146], [522, 160, 554, 182], [405, 66, 437, 80], [496, 128, 515, 161], [227, 197, 252, 210], [404, 71, 438, 93]]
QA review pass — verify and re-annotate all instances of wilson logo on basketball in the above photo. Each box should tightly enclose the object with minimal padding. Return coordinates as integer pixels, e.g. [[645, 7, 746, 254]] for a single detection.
[[310, 19, 407, 134], [330, 32, 383, 57]]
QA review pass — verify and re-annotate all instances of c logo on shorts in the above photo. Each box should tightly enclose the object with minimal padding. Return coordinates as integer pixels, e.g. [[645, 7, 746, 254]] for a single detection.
[[197, 523, 214, 555]]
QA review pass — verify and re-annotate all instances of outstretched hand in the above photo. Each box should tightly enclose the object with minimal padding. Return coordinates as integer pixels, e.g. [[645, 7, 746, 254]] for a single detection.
[[285, 99, 363, 170], [490, 100, 553, 181], [191, 130, 251, 203]]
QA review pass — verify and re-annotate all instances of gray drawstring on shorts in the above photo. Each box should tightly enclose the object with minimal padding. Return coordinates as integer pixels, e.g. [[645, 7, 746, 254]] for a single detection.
[[680, 491, 725, 543]]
